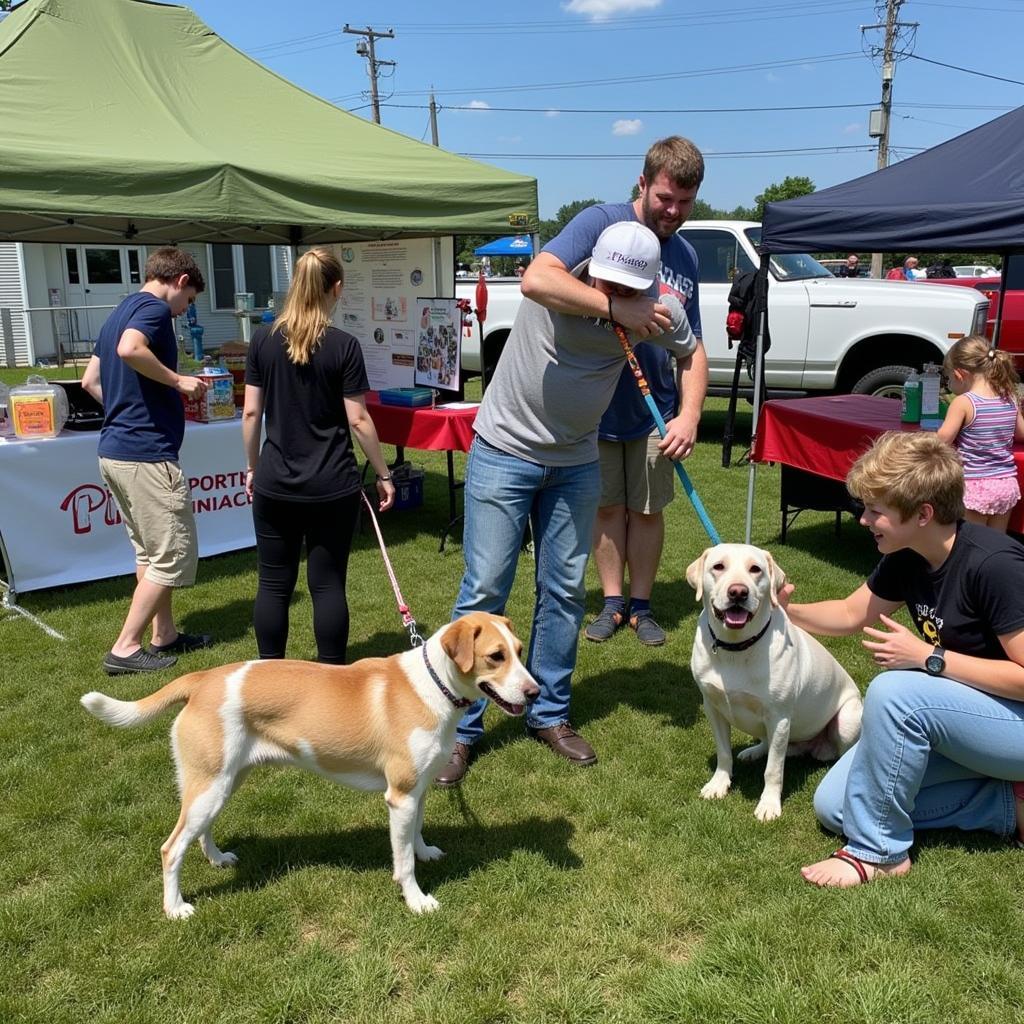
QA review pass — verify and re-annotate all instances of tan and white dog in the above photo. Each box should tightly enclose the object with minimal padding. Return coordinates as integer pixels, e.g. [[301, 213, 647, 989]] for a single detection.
[[686, 544, 863, 822], [81, 612, 539, 919]]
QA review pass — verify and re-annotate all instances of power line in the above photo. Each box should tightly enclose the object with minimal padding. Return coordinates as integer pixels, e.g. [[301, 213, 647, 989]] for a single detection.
[[328, 52, 863, 103], [380, 101, 876, 114], [903, 51, 1024, 87], [458, 145, 887, 160]]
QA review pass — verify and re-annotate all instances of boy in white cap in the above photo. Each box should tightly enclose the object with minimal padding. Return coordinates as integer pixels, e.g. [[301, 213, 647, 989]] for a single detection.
[[438, 221, 697, 785]]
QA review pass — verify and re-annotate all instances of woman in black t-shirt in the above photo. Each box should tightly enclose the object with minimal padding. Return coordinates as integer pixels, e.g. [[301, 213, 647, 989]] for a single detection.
[[781, 432, 1024, 889], [242, 247, 394, 664]]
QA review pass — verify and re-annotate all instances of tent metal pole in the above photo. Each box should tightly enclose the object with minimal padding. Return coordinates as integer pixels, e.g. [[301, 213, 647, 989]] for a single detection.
[[744, 254, 771, 543]]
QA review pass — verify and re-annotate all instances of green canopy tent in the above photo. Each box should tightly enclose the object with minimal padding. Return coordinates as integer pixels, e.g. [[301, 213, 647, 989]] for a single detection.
[[0, 0, 538, 245]]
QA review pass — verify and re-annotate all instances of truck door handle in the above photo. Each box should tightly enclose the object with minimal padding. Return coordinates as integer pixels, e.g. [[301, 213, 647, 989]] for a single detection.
[[809, 300, 857, 308]]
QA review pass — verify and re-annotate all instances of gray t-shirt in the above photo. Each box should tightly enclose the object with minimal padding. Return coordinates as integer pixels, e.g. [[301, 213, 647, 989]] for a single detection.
[[473, 262, 697, 466]]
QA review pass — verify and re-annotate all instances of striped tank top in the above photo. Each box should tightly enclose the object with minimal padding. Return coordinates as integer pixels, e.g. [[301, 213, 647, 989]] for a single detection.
[[956, 392, 1018, 479]]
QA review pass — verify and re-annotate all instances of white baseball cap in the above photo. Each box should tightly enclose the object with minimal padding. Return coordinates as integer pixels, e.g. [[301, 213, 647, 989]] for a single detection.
[[588, 221, 661, 290]]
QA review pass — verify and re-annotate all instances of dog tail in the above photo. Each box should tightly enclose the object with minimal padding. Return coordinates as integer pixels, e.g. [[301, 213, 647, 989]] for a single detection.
[[81, 673, 205, 728]]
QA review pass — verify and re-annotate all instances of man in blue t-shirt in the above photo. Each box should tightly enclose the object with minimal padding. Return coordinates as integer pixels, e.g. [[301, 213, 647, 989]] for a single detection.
[[534, 136, 708, 647], [82, 248, 213, 675]]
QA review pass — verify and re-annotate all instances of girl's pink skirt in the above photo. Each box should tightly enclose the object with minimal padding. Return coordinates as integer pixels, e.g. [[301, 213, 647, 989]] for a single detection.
[[964, 474, 1021, 515]]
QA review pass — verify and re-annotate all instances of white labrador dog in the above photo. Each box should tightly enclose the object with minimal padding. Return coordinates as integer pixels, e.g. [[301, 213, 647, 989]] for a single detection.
[[686, 543, 863, 822]]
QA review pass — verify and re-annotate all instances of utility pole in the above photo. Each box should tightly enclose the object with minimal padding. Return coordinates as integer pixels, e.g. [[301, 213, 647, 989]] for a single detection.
[[862, 0, 917, 278], [429, 91, 440, 146], [343, 24, 395, 125]]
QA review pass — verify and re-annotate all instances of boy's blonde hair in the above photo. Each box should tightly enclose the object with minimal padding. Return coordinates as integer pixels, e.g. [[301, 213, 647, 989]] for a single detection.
[[942, 334, 1021, 403], [846, 431, 964, 524]]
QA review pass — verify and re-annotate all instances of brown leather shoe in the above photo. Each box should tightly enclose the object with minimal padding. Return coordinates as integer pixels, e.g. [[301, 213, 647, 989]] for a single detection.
[[435, 742, 474, 787], [528, 723, 597, 766]]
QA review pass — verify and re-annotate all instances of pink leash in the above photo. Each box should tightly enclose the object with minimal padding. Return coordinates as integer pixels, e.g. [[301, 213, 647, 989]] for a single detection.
[[360, 491, 424, 648]]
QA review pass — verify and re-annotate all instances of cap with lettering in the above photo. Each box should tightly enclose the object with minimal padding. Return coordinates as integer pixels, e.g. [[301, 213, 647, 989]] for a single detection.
[[588, 221, 661, 290]]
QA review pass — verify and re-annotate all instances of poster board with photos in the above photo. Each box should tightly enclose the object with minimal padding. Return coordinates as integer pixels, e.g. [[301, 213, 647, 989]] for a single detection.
[[330, 238, 454, 391], [414, 298, 463, 398]]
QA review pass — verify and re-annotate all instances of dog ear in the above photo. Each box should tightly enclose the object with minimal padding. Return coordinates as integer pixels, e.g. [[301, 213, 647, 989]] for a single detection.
[[440, 618, 480, 674], [765, 552, 787, 607], [685, 550, 708, 601]]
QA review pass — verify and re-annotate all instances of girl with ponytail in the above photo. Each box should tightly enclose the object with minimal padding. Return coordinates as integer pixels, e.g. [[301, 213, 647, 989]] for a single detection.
[[939, 334, 1024, 532], [242, 247, 394, 663]]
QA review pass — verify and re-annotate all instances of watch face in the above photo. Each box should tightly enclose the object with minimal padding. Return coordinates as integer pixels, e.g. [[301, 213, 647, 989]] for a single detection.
[[925, 653, 945, 675]]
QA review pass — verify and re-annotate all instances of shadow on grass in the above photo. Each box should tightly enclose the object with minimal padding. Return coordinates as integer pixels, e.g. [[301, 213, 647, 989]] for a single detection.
[[197, 813, 580, 901], [702, 745, 830, 808]]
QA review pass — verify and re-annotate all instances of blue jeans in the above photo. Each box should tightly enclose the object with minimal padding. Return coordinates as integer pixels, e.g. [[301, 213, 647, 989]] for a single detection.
[[813, 670, 1024, 865], [452, 437, 601, 743]]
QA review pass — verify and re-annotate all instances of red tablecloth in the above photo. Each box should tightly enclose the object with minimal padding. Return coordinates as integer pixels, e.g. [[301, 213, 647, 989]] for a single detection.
[[365, 393, 478, 453], [751, 395, 1024, 532]]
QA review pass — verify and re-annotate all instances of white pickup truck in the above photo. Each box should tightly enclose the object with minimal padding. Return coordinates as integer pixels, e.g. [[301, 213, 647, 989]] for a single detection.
[[456, 221, 990, 397]]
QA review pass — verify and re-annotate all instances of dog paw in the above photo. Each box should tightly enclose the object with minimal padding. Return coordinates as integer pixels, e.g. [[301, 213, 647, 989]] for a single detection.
[[406, 892, 440, 914], [737, 742, 767, 762], [415, 844, 445, 862], [754, 796, 782, 822], [209, 851, 239, 868], [165, 901, 196, 920], [700, 774, 731, 800]]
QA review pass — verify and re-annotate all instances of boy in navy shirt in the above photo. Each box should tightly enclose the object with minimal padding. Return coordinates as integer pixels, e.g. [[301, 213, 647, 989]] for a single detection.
[[82, 248, 213, 675]]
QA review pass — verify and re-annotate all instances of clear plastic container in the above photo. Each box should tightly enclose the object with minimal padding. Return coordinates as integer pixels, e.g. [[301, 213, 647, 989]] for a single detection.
[[8, 374, 69, 438]]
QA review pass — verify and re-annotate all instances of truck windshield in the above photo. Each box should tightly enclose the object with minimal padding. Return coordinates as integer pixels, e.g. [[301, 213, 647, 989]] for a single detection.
[[744, 228, 833, 282]]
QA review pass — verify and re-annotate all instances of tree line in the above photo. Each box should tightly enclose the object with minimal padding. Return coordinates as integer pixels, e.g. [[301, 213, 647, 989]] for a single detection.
[[456, 175, 1001, 274]]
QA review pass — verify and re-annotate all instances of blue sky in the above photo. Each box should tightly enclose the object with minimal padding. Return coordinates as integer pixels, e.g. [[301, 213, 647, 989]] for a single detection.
[[186, 0, 1024, 221]]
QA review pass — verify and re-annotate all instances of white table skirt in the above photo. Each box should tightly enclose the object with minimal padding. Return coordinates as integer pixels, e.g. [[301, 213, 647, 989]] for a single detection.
[[0, 416, 254, 594]]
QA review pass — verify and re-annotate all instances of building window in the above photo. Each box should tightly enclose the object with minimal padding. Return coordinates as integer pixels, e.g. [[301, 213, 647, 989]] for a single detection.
[[208, 244, 275, 310]]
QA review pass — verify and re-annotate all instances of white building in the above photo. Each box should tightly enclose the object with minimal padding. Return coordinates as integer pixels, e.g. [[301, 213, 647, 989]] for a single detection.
[[0, 241, 292, 366]]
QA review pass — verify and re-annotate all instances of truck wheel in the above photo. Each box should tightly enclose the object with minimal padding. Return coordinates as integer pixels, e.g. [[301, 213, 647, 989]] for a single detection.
[[851, 365, 915, 399]]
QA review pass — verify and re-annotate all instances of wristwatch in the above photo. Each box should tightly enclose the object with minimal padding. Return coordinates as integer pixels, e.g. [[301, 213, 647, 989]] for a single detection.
[[924, 646, 946, 676]]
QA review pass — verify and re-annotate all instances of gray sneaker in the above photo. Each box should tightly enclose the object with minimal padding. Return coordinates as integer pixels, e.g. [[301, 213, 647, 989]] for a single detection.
[[629, 611, 666, 646], [584, 608, 624, 642], [103, 648, 178, 676]]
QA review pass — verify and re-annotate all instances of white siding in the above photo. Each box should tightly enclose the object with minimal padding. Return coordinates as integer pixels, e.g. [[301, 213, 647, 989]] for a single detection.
[[0, 243, 30, 366]]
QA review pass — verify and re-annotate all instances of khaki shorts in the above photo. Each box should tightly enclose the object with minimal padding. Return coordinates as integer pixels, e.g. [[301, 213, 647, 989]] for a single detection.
[[99, 457, 198, 587], [597, 431, 675, 514]]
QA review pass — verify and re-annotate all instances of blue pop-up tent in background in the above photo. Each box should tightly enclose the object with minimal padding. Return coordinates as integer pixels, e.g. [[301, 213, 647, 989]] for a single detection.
[[473, 235, 534, 257]]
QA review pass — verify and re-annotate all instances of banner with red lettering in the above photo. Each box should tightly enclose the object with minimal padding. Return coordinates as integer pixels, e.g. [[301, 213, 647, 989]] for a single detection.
[[0, 419, 255, 593]]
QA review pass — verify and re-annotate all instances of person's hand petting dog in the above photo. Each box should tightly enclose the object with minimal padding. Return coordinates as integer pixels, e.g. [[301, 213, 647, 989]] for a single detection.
[[862, 614, 933, 670]]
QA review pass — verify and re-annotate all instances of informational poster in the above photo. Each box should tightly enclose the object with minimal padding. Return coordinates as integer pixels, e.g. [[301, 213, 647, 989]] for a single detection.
[[414, 299, 461, 392], [332, 238, 454, 391]]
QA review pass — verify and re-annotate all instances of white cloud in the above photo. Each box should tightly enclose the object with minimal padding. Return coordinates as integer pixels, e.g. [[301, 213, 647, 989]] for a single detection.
[[545, 109, 560, 118], [612, 118, 643, 136], [564, 0, 662, 20], [765, 72, 779, 83], [466, 100, 491, 111], [843, 122, 861, 135]]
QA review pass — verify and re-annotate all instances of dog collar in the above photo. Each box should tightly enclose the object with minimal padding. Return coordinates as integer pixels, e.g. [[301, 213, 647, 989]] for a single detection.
[[422, 644, 472, 708], [707, 618, 771, 653]]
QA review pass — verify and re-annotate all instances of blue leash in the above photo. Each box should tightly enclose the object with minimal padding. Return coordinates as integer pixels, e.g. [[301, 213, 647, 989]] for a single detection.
[[612, 321, 721, 545]]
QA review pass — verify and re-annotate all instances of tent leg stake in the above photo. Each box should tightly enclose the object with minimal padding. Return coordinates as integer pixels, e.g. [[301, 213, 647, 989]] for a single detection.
[[1, 582, 66, 641]]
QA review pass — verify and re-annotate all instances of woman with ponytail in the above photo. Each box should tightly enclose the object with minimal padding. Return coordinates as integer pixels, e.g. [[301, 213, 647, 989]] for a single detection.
[[938, 334, 1024, 533], [242, 247, 394, 663]]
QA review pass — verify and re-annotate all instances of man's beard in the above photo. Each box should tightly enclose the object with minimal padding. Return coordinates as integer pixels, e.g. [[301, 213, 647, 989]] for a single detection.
[[641, 193, 680, 240]]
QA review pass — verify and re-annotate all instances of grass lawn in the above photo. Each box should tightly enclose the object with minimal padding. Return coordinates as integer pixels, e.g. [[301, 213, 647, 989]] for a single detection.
[[2, 391, 1023, 1024]]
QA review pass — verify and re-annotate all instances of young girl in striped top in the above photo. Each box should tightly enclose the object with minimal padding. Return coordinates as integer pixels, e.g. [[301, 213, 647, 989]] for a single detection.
[[938, 335, 1024, 532]]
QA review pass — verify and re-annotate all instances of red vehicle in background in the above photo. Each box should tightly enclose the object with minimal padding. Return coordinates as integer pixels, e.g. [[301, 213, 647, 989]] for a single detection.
[[918, 254, 1024, 367]]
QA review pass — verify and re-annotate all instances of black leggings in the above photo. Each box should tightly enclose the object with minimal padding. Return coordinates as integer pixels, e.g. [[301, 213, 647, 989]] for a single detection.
[[251, 491, 361, 665]]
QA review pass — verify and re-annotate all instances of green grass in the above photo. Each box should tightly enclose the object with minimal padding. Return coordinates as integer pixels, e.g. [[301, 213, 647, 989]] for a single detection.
[[2, 397, 1023, 1024]]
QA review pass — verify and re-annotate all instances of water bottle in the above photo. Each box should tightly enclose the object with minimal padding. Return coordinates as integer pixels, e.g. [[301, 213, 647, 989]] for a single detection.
[[901, 371, 922, 424]]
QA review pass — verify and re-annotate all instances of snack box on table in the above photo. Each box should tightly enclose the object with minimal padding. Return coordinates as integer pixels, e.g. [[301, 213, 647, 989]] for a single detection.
[[182, 368, 237, 422]]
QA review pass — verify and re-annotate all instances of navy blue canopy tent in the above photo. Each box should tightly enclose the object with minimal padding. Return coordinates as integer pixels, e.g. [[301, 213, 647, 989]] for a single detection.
[[742, 105, 1024, 539], [474, 235, 534, 257], [760, 105, 1024, 253]]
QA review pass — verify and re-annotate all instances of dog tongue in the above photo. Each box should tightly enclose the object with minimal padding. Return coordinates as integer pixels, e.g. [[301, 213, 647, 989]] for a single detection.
[[723, 608, 751, 630]]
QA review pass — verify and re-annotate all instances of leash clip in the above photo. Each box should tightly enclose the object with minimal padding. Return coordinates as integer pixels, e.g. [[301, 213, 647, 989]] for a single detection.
[[406, 618, 424, 648]]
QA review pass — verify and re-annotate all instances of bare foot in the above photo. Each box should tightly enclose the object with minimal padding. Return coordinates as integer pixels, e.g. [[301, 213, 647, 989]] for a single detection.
[[801, 848, 911, 888]]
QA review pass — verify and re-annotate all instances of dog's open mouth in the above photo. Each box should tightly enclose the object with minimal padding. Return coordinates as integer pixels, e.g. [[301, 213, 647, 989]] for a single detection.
[[480, 682, 525, 716], [713, 605, 754, 630]]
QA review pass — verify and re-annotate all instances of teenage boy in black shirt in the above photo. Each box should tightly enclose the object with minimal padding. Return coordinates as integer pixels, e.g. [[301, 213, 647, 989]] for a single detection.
[[779, 431, 1024, 888]]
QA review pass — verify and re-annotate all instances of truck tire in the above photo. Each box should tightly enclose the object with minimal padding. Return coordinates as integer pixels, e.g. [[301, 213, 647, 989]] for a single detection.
[[851, 364, 915, 399]]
